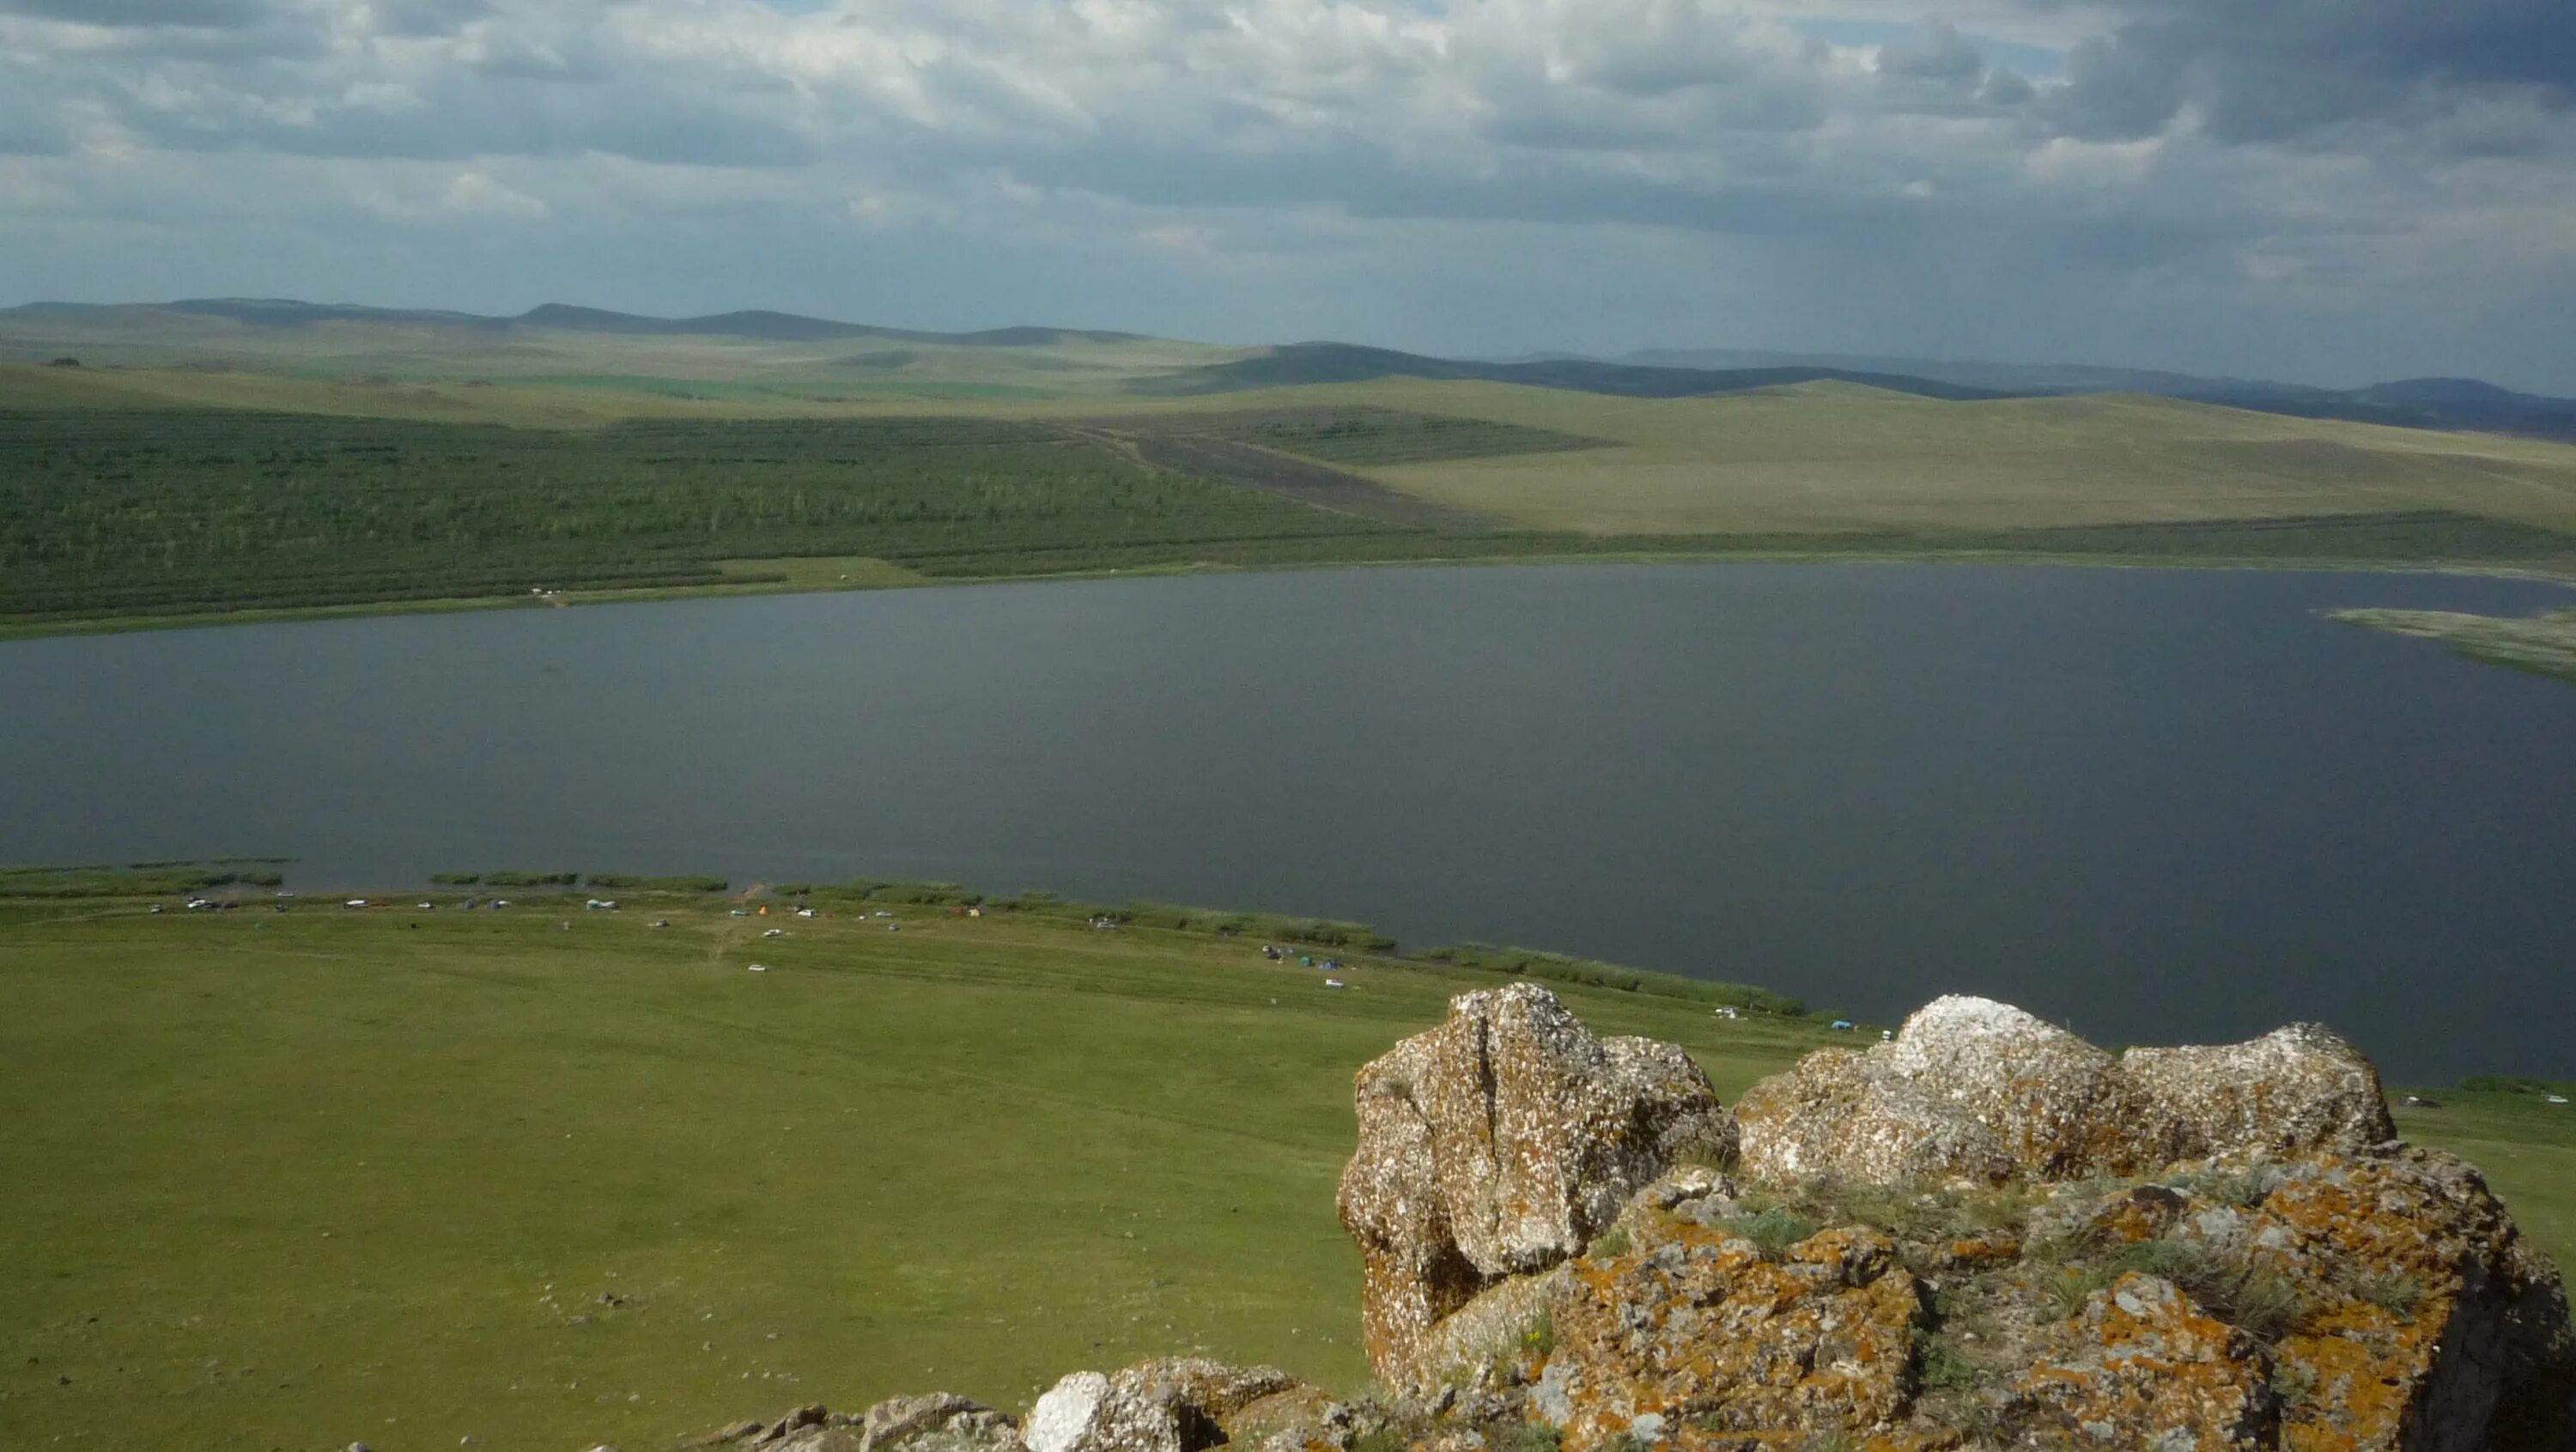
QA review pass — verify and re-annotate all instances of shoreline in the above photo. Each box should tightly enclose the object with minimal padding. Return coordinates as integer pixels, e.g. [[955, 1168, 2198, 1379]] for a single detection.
[[8, 872, 2570, 1105], [2327, 604, 2576, 683], [0, 868, 1817, 1022], [5, 546, 2573, 644]]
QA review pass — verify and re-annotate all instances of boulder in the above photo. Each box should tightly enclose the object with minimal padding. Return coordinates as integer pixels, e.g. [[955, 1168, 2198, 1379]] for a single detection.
[[2120, 1024, 2398, 1167], [1335, 983, 1732, 1391], [1024, 1372, 1180, 1452], [1734, 996, 2395, 1186]]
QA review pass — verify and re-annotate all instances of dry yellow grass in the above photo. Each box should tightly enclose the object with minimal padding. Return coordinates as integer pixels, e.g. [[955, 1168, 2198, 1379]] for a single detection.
[[1303, 380, 2576, 535]]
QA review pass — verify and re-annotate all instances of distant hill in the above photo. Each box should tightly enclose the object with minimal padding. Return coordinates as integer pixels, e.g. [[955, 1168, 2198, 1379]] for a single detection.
[[0, 299, 1151, 349], [1619, 346, 2576, 442], [509, 303, 1145, 348], [1135, 342, 2005, 402]]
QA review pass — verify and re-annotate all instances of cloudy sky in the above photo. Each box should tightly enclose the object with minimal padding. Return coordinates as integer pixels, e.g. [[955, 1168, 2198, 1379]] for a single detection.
[[4, 0, 2573, 389]]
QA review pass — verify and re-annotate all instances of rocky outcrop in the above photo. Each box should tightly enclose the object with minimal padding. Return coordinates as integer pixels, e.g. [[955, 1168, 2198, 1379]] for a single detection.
[[1334, 983, 1733, 1392], [621, 992, 2573, 1452], [1733, 995, 2395, 1187]]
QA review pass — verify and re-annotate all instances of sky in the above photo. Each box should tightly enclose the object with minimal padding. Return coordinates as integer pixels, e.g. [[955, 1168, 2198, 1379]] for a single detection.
[[3, 0, 2573, 391]]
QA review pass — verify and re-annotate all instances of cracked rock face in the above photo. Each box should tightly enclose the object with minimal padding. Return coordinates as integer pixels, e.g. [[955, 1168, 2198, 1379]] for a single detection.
[[1334, 983, 1735, 1393], [1732, 995, 2396, 1187]]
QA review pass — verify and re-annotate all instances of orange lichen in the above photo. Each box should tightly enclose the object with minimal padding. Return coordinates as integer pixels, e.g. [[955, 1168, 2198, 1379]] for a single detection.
[[1543, 1220, 1922, 1452]]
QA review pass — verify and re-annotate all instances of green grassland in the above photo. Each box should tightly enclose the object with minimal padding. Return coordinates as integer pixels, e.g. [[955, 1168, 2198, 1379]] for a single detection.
[[2330, 604, 2576, 683], [9, 361, 2576, 637], [0, 889, 1834, 1452], [0, 888, 2567, 1452], [1295, 380, 2576, 536], [0, 308, 1245, 403]]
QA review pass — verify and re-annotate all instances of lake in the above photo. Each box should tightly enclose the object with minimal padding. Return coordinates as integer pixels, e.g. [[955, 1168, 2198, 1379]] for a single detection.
[[5, 562, 2572, 1082]]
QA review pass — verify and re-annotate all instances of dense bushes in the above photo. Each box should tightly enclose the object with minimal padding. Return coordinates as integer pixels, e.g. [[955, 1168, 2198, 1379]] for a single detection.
[[1413, 942, 1806, 1015], [0, 862, 287, 897], [433, 871, 581, 888]]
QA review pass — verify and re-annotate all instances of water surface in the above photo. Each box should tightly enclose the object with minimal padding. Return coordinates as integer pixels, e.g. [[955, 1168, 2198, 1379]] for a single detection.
[[6, 563, 2572, 1081]]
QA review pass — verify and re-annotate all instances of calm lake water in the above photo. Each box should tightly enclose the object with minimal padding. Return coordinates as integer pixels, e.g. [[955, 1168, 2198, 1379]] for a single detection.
[[5, 562, 2573, 1081]]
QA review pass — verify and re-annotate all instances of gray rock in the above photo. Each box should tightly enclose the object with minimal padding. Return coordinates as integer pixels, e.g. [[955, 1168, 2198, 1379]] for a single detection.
[[853, 1393, 1021, 1452], [1734, 995, 2396, 1186], [1024, 1371, 1179, 1452], [1335, 983, 1732, 1392]]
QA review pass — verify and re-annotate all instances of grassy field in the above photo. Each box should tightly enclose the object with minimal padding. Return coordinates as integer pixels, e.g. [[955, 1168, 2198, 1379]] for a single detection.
[[0, 309, 1244, 403], [0, 889, 2569, 1452], [1300, 380, 2576, 535], [0, 890, 1833, 1452]]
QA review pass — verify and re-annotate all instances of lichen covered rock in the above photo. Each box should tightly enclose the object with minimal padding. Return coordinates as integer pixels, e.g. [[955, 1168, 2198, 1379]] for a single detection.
[[1733, 996, 2394, 1188], [2009, 1273, 2278, 1449], [1534, 1214, 1923, 1451], [1335, 983, 1733, 1391]]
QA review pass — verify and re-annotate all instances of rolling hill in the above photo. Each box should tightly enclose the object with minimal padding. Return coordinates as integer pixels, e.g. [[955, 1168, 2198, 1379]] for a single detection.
[[11, 301, 2575, 441], [1621, 346, 2576, 441]]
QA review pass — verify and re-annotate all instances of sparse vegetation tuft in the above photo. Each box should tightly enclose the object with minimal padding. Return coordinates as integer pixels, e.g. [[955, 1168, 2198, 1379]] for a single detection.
[[583, 874, 730, 893]]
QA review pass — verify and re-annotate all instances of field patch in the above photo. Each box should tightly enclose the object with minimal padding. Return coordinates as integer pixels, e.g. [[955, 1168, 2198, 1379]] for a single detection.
[[1159, 405, 1612, 467], [1318, 382, 2576, 537]]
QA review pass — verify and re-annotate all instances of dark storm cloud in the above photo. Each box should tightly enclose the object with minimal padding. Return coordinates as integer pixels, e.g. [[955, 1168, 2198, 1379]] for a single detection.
[[2048, 0, 2576, 144], [0, 0, 270, 26]]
